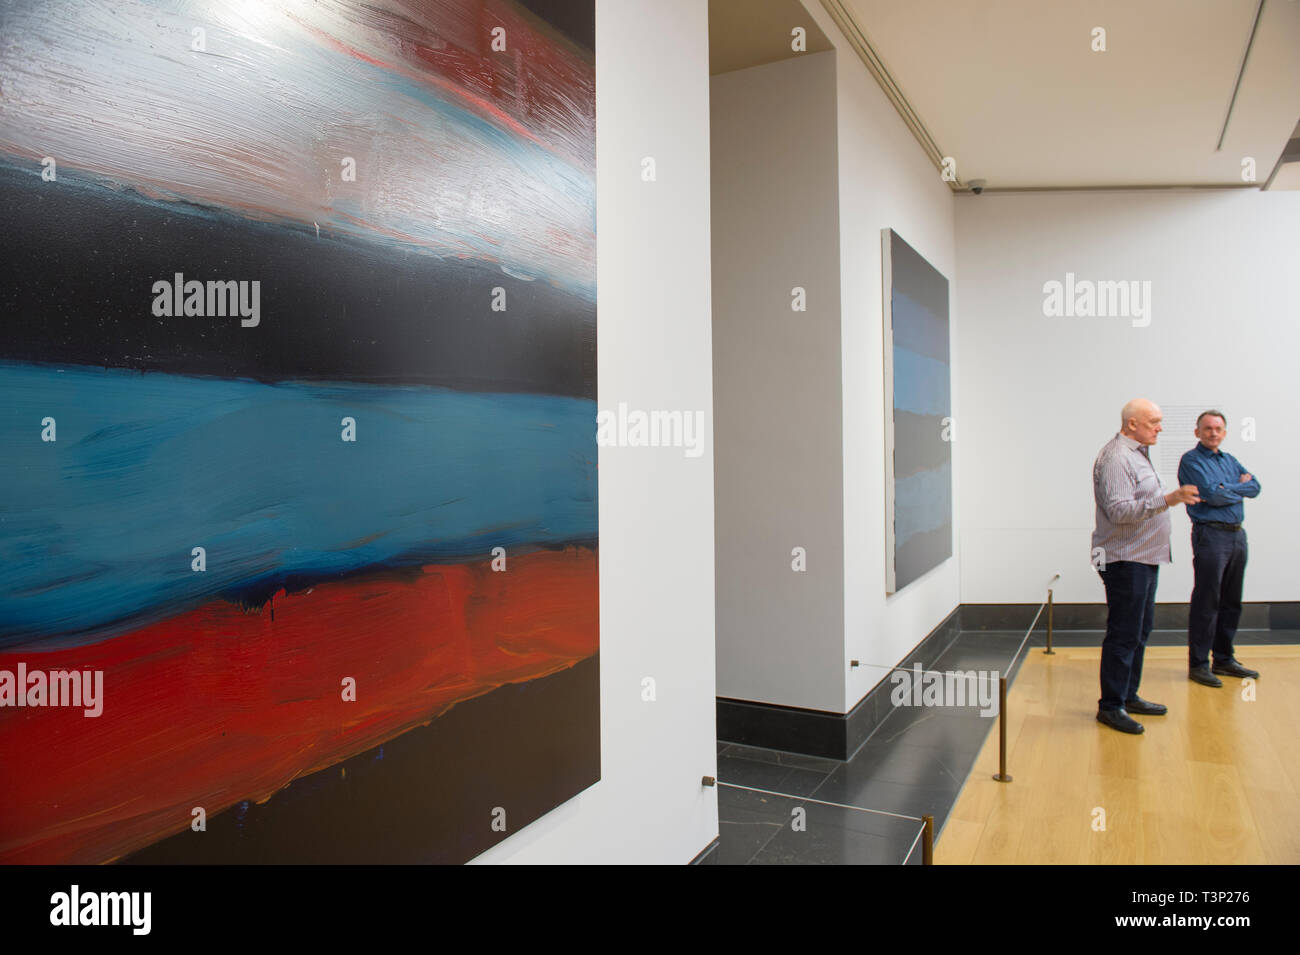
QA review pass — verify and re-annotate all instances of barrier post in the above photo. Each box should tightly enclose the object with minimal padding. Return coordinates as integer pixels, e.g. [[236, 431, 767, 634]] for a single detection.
[[922, 814, 934, 865], [992, 675, 1012, 782], [1044, 588, 1055, 655]]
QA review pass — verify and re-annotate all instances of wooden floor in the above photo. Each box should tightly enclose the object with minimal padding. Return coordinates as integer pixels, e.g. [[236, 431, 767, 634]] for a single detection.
[[937, 643, 1300, 864]]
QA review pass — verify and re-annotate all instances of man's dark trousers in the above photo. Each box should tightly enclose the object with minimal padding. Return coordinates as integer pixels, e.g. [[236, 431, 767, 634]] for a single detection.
[[1098, 561, 1159, 711], [1188, 523, 1248, 670]]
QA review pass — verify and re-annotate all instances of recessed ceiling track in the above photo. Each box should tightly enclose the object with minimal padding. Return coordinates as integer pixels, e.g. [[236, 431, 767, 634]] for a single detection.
[[1217, 0, 1266, 151], [957, 183, 1259, 195], [817, 0, 956, 187]]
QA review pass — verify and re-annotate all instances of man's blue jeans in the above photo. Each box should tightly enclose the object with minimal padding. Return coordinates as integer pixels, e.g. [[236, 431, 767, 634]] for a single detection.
[[1188, 523, 1248, 670], [1098, 561, 1159, 712]]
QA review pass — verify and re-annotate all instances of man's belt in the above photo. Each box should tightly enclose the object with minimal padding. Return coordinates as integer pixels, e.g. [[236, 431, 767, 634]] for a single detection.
[[1199, 521, 1242, 532]]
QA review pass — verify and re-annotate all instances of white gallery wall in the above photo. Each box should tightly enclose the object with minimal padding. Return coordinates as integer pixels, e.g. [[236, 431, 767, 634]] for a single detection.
[[711, 51, 847, 712], [711, 1, 962, 718], [802, 1, 961, 711], [956, 189, 1300, 605], [474, 0, 718, 864]]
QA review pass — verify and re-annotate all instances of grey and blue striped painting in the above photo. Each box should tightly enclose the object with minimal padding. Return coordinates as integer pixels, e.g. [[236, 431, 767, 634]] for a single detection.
[[886, 231, 952, 592]]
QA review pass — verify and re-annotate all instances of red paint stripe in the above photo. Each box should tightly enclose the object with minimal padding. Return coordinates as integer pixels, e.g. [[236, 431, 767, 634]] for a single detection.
[[0, 547, 597, 864]]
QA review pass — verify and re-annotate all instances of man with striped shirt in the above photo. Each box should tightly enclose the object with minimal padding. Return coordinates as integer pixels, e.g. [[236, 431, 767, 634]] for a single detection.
[[1091, 398, 1201, 735]]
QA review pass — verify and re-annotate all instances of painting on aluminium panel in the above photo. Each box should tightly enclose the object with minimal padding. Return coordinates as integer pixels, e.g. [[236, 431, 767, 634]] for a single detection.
[[0, 0, 598, 864], [882, 229, 952, 594]]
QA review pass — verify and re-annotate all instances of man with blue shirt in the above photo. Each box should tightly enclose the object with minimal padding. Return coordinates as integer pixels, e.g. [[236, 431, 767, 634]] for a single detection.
[[1178, 410, 1261, 687]]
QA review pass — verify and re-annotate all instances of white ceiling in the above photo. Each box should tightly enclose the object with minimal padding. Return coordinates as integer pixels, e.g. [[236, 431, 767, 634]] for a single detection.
[[836, 0, 1300, 189]]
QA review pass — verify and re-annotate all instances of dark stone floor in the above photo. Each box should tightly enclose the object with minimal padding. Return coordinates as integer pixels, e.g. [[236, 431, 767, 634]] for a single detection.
[[706, 629, 1032, 864]]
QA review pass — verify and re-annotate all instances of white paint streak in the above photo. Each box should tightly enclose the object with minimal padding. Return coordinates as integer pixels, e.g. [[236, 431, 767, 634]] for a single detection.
[[0, 0, 595, 298]]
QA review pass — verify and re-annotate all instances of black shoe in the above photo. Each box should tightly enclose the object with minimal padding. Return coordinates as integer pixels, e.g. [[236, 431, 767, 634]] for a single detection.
[[1097, 708, 1144, 734], [1189, 665, 1223, 688], [1212, 658, 1259, 679], [1125, 696, 1167, 716]]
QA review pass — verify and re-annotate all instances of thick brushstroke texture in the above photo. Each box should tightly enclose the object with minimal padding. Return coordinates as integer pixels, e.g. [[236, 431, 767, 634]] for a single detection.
[[0, 164, 595, 396], [0, 547, 598, 865], [1, 0, 599, 868], [293, 0, 593, 161], [0, 362, 597, 645], [125, 655, 599, 864], [0, 0, 595, 298]]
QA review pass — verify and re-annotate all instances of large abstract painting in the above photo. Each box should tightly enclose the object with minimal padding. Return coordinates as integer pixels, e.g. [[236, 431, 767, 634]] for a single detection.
[[0, 0, 597, 864], [882, 229, 951, 594]]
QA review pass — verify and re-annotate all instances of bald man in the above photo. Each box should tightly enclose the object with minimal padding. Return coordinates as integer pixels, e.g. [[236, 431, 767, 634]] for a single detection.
[[1091, 399, 1200, 734]]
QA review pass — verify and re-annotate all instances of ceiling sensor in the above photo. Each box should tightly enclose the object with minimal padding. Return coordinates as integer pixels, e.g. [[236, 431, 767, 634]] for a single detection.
[[968, 179, 987, 195]]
